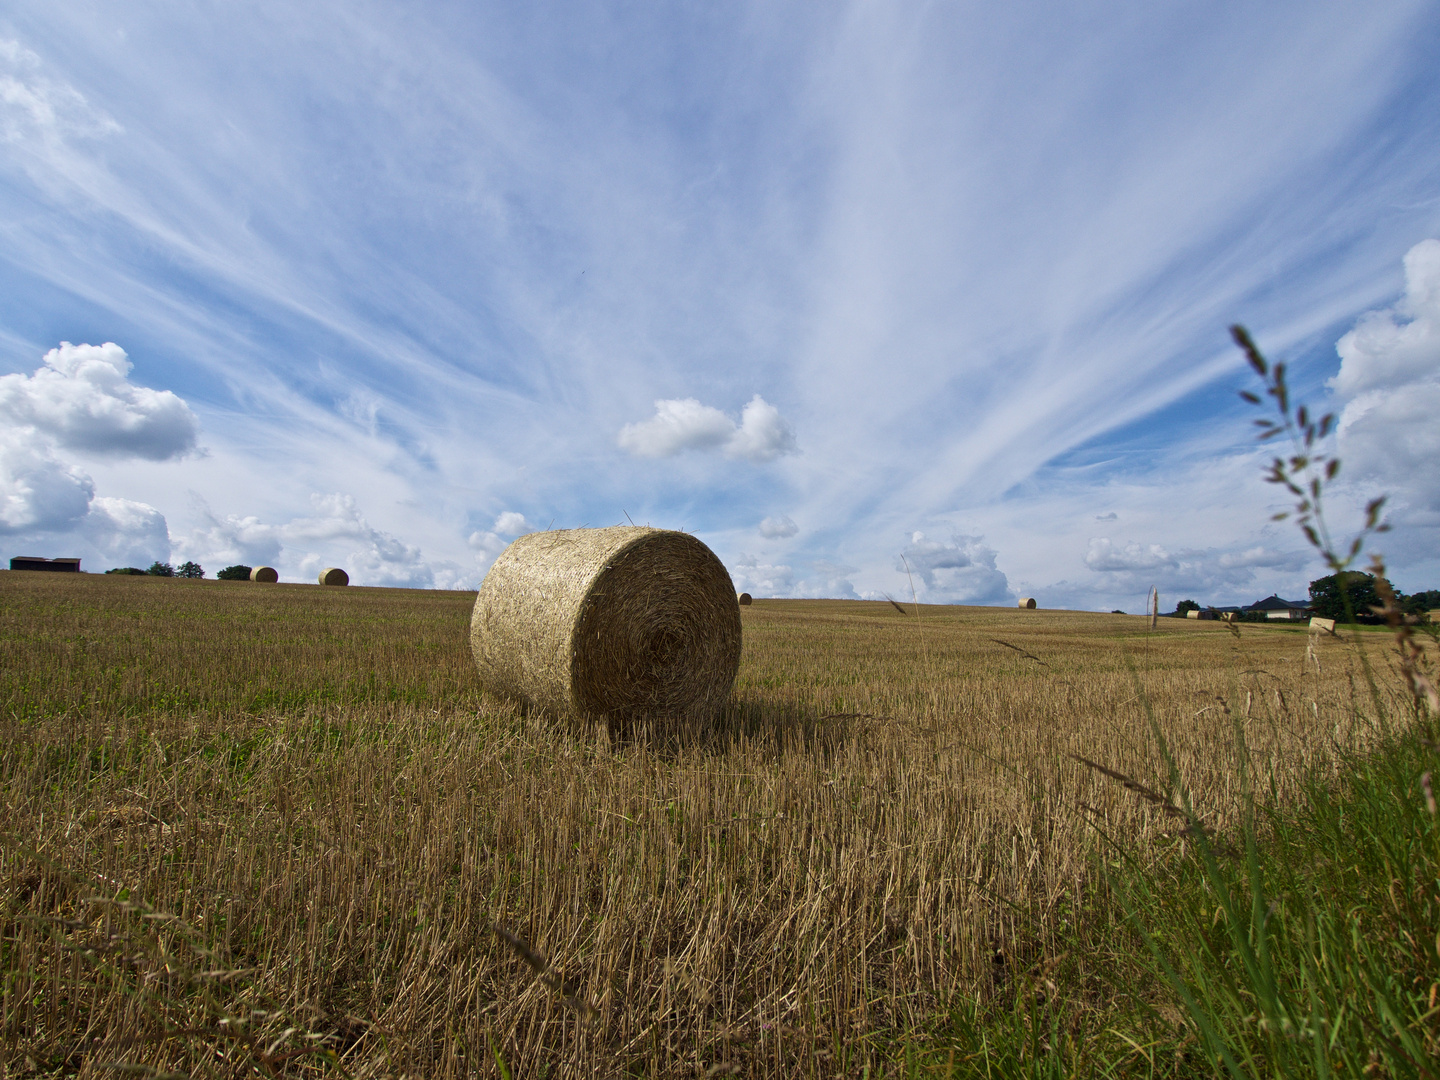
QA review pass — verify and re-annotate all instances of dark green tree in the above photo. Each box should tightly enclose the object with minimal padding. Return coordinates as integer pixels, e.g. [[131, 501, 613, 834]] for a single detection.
[[1403, 589, 1440, 617], [1308, 571, 1393, 623], [176, 561, 204, 579], [147, 561, 175, 578], [1175, 599, 1200, 615], [216, 564, 253, 581], [105, 567, 148, 575]]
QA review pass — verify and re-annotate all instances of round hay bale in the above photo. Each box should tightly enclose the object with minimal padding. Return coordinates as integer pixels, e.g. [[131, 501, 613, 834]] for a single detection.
[[470, 526, 741, 729], [1018, 597, 1037, 609], [318, 567, 349, 587], [737, 592, 753, 606], [250, 566, 279, 583]]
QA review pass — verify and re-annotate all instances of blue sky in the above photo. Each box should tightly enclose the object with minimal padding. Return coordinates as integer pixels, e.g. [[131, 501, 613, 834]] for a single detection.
[[2, 1, 1438, 610]]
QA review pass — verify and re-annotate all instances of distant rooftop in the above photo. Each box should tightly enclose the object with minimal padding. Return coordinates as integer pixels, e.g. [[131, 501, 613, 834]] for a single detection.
[[9, 556, 82, 572], [1245, 594, 1310, 612]]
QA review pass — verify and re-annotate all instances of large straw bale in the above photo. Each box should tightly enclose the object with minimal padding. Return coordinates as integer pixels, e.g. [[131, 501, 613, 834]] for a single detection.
[[318, 567, 349, 586], [470, 526, 742, 729], [1018, 597, 1037, 609], [250, 566, 279, 583], [737, 592, 753, 606]]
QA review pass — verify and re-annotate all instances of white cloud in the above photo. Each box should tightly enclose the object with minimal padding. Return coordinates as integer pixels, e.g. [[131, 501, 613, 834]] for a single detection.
[[731, 554, 795, 596], [0, 342, 199, 461], [618, 394, 797, 463], [1084, 538, 1177, 573], [1331, 239, 1440, 512], [759, 514, 798, 539], [0, 37, 120, 147], [79, 497, 171, 568], [0, 430, 94, 533], [728, 396, 798, 463], [173, 493, 444, 587], [898, 532, 1011, 605], [1074, 535, 1312, 607], [275, 494, 433, 587], [465, 511, 534, 572], [1216, 545, 1306, 571], [1331, 240, 1440, 398], [179, 510, 283, 568], [492, 510, 530, 535], [0, 341, 183, 563]]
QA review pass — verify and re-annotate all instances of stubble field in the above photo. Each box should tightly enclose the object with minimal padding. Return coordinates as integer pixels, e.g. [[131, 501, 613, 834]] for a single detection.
[[0, 570, 1419, 1077]]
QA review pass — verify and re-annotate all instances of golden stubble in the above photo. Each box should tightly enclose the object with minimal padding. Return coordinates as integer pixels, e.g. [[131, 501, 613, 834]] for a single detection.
[[0, 574, 1423, 1077]]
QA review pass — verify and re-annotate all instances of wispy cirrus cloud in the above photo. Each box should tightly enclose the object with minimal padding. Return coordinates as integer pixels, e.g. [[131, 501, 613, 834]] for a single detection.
[[0, 3, 1436, 606]]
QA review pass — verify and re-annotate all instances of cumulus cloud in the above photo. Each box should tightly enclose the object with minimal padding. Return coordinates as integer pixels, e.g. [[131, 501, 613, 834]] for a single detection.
[[0, 429, 94, 533], [79, 497, 171, 567], [176, 493, 441, 587], [1077, 535, 1310, 606], [1083, 538, 1177, 573], [898, 532, 1011, 604], [731, 553, 858, 598], [759, 514, 798, 539], [1330, 239, 1440, 512], [492, 511, 530, 535], [730, 555, 794, 597], [618, 394, 797, 463], [464, 510, 534, 570], [181, 511, 283, 568], [0, 340, 186, 564], [0, 342, 199, 460], [273, 494, 434, 587]]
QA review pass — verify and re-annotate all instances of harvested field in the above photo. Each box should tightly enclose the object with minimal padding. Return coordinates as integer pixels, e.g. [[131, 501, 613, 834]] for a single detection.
[[0, 572, 1424, 1077]]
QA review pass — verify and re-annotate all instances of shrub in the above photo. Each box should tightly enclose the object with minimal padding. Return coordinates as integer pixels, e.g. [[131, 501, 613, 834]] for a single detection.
[[147, 562, 175, 578], [216, 565, 253, 581], [176, 561, 204, 579], [105, 567, 148, 576]]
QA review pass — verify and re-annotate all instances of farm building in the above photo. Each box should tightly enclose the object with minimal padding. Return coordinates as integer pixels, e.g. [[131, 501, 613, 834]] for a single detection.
[[9, 556, 81, 572], [1245, 594, 1312, 620]]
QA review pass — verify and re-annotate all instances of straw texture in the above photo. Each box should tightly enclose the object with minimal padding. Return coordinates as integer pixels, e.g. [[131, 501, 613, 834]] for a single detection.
[[319, 567, 349, 587], [250, 566, 279, 583], [1018, 597, 1037, 609], [738, 592, 753, 606], [470, 527, 742, 729]]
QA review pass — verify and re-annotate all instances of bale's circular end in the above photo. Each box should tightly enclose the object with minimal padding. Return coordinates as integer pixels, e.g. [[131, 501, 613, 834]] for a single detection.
[[737, 592, 753, 605], [251, 566, 279, 583], [471, 527, 742, 729], [1018, 597, 1037, 609], [319, 567, 349, 586]]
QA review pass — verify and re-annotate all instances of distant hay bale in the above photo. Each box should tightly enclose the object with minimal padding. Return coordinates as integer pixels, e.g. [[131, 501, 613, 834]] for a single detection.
[[470, 526, 742, 730], [1018, 597, 1037, 609], [250, 566, 278, 583], [738, 592, 753, 605], [1186, 609, 1200, 619], [1309, 616, 1337, 635], [318, 567, 349, 587]]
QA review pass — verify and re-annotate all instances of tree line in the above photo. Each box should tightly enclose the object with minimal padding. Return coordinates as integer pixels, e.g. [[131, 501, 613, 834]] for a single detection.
[[105, 563, 254, 580]]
